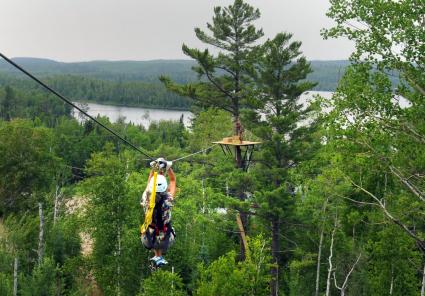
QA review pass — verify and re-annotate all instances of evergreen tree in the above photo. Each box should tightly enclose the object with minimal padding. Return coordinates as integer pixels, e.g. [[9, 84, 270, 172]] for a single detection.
[[246, 32, 318, 295], [0, 86, 15, 121], [160, 0, 264, 260], [160, 0, 263, 135]]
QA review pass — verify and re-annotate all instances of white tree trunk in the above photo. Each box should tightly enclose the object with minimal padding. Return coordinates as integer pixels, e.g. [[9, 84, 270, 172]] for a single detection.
[[53, 185, 61, 225], [421, 261, 425, 296], [315, 197, 329, 296], [325, 217, 337, 296], [337, 254, 362, 295], [116, 192, 122, 296], [13, 257, 18, 296], [316, 228, 325, 296], [172, 266, 175, 293], [38, 202, 44, 265], [201, 178, 206, 214], [116, 225, 121, 296]]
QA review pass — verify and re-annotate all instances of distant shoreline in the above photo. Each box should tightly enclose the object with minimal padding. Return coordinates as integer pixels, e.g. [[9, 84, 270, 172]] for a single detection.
[[71, 99, 191, 111]]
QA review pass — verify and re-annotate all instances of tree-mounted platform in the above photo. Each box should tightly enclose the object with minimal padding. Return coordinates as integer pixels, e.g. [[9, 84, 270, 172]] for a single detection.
[[213, 136, 261, 171], [213, 135, 261, 146]]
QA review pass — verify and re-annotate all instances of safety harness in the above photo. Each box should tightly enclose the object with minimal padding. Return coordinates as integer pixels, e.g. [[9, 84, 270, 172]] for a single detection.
[[140, 171, 158, 234]]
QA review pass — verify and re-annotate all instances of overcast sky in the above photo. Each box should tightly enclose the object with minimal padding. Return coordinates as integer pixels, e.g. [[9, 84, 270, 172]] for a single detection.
[[0, 0, 353, 62]]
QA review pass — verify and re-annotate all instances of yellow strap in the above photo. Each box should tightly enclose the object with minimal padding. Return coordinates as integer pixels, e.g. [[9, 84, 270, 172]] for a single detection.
[[140, 171, 158, 234]]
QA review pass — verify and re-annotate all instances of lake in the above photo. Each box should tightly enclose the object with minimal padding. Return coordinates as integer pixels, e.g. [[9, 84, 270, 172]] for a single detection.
[[72, 91, 333, 128], [72, 102, 193, 128]]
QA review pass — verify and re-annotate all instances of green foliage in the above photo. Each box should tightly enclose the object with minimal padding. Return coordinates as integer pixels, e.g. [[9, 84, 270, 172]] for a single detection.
[[0, 272, 13, 296], [189, 108, 233, 151], [0, 1, 423, 295], [80, 149, 144, 295], [0, 74, 191, 110], [323, 0, 424, 97], [365, 226, 421, 296], [195, 236, 271, 296], [0, 119, 61, 214], [0, 85, 71, 125], [139, 270, 186, 296], [21, 257, 61, 296], [46, 219, 81, 267]]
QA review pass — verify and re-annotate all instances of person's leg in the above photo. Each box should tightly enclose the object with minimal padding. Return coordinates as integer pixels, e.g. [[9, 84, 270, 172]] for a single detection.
[[153, 249, 162, 257]]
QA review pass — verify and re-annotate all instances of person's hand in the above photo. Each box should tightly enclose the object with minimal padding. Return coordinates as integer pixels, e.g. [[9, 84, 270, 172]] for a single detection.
[[154, 158, 172, 170]]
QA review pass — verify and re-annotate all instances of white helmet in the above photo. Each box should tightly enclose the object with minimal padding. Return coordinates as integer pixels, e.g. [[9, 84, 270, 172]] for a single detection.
[[148, 174, 168, 193]]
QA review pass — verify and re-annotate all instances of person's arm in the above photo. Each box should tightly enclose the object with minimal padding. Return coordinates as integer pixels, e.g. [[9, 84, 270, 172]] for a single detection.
[[167, 168, 176, 198]]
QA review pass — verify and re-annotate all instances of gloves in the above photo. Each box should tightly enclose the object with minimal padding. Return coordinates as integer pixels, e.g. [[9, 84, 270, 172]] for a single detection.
[[150, 157, 172, 171]]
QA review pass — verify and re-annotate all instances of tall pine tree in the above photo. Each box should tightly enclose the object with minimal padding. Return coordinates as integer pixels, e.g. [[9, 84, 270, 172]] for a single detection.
[[160, 0, 264, 259], [247, 32, 318, 295], [160, 0, 263, 137]]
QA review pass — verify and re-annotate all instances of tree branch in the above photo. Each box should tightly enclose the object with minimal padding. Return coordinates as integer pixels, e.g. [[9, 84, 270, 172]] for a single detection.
[[341, 253, 362, 291], [349, 178, 425, 250], [204, 67, 237, 102], [389, 165, 425, 203]]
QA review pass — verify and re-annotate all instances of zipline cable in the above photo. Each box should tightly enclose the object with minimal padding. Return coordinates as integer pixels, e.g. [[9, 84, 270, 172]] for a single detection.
[[0, 52, 154, 160], [171, 144, 218, 162]]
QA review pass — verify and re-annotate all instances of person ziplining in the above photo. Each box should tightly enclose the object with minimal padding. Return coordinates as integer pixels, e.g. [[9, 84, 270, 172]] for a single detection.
[[140, 158, 176, 268]]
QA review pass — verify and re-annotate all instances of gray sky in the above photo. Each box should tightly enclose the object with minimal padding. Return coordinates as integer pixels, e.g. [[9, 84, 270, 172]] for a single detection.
[[0, 0, 353, 62]]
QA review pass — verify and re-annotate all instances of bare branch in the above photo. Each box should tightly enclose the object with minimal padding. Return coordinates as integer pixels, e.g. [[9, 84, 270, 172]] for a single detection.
[[390, 165, 425, 203], [338, 194, 377, 207], [341, 253, 362, 290], [349, 178, 425, 250]]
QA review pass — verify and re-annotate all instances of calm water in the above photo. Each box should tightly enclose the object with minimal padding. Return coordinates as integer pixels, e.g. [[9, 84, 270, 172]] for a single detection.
[[72, 91, 333, 128], [72, 102, 193, 128]]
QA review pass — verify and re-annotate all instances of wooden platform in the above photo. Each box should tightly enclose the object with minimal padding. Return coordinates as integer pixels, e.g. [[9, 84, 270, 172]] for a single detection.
[[213, 136, 261, 146]]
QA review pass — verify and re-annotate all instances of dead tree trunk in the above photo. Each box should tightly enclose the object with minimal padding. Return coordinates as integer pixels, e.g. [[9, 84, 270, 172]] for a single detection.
[[38, 202, 44, 265], [325, 215, 338, 296], [13, 257, 18, 296], [334, 254, 362, 296]]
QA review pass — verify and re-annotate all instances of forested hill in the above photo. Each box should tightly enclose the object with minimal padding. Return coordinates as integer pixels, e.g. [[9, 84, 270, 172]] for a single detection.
[[0, 74, 192, 110], [0, 57, 350, 90]]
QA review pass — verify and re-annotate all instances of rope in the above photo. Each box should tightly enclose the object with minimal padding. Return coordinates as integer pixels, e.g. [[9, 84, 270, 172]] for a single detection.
[[0, 52, 154, 160], [171, 144, 218, 162]]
